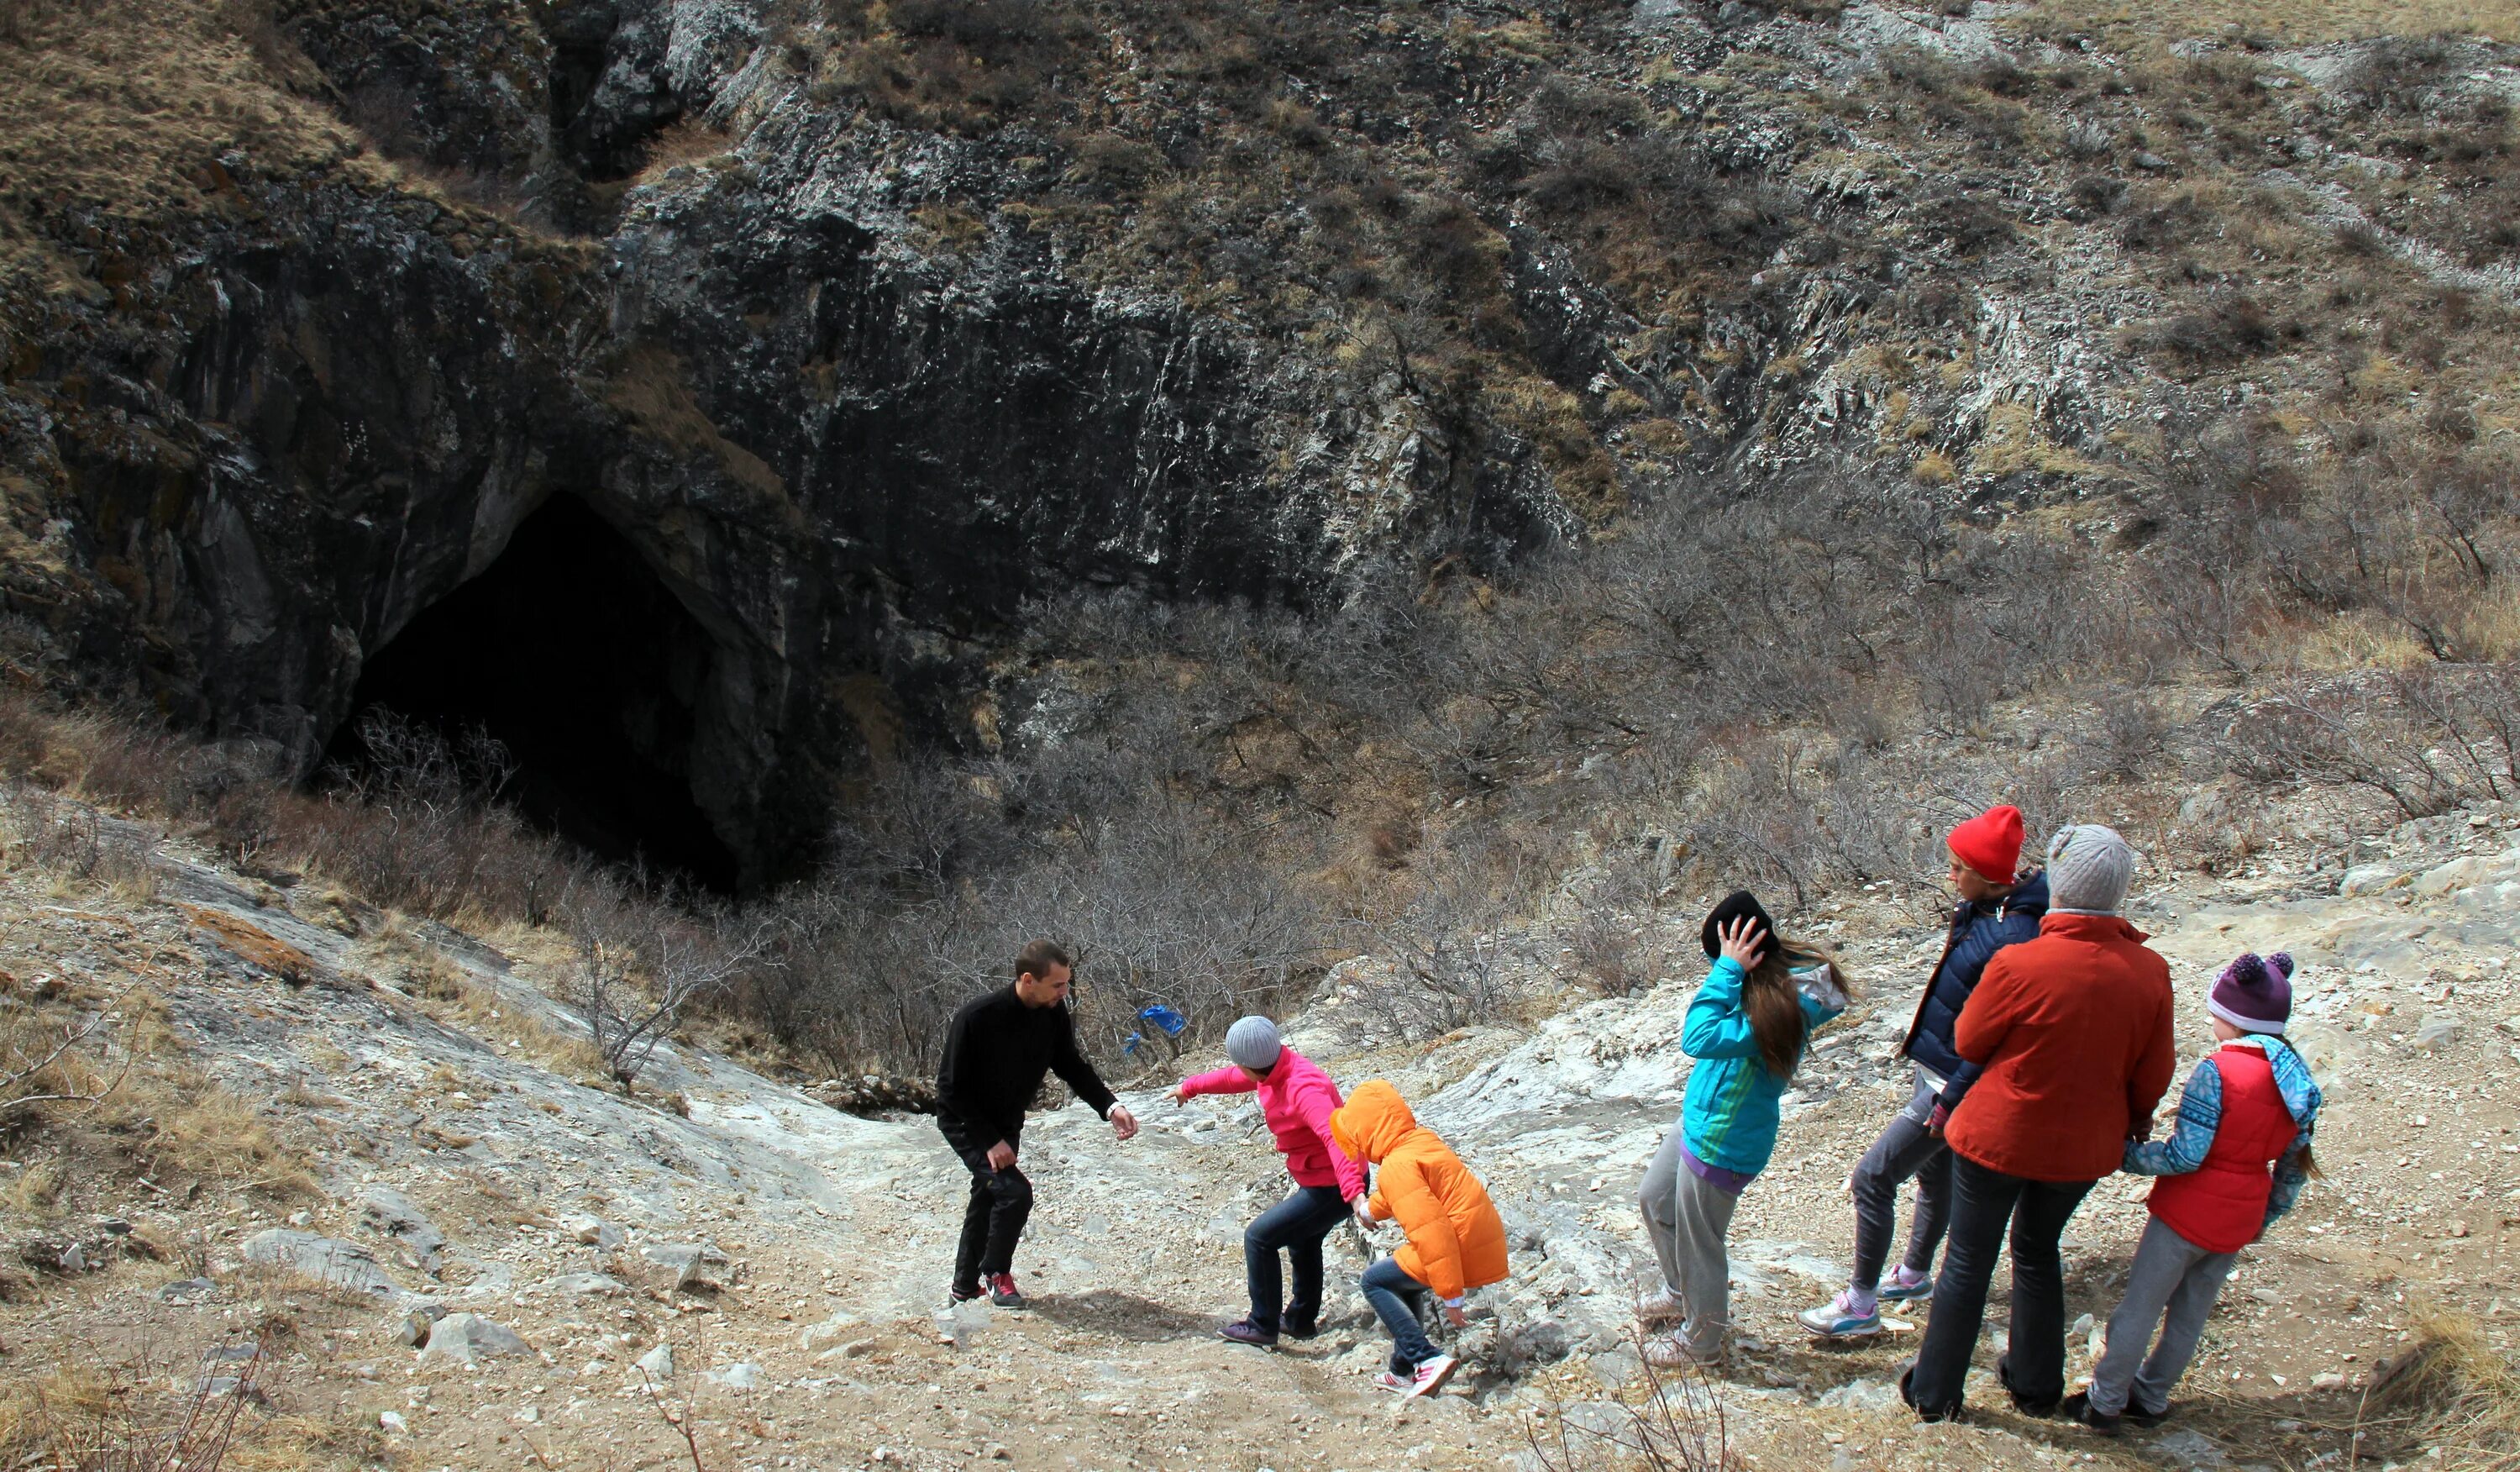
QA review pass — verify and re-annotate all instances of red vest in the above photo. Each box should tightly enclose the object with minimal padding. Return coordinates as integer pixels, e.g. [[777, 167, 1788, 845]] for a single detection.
[[2146, 1044, 2297, 1254]]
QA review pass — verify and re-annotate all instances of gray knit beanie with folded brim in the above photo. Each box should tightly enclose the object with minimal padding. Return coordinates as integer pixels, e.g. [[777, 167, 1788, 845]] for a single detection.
[[1226, 1015, 1284, 1072], [2045, 823, 2136, 916]]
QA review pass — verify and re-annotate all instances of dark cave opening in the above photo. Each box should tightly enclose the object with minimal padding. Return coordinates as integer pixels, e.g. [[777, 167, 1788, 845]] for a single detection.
[[328, 493, 741, 891]]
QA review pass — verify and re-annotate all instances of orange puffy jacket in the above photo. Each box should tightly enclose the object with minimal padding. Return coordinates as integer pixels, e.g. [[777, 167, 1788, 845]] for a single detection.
[[1329, 1080, 1509, 1301]]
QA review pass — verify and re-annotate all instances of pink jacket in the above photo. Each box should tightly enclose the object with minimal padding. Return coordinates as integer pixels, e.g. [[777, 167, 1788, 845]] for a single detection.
[[1179, 1046, 1366, 1199]]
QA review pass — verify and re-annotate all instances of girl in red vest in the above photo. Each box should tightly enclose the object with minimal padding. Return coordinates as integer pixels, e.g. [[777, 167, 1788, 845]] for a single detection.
[[2065, 953, 2322, 1435]]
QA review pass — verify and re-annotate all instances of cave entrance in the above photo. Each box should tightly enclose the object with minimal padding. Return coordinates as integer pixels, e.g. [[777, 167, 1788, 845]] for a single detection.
[[329, 493, 741, 891]]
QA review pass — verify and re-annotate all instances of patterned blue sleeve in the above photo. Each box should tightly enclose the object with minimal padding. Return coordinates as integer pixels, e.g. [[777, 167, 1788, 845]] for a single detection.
[[2124, 1058, 2221, 1175], [2262, 1131, 2313, 1228]]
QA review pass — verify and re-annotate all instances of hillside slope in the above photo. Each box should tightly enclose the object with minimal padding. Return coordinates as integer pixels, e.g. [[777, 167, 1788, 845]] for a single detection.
[[3, 788, 2513, 1469]]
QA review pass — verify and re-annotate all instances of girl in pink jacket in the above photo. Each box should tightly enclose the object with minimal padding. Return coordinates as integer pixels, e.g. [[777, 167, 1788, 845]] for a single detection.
[[1174, 1015, 1367, 1348]]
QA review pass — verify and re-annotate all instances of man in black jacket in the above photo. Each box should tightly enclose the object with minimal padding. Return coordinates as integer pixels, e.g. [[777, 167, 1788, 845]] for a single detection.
[[936, 939, 1140, 1308], [1796, 805, 2047, 1340]]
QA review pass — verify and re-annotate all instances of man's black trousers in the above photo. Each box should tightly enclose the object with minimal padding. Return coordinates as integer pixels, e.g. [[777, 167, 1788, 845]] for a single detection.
[[940, 1118, 1032, 1291]]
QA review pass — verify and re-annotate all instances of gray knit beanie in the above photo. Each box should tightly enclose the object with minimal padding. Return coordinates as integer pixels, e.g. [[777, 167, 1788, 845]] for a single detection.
[[1226, 1015, 1283, 1072], [2045, 824, 2136, 915]]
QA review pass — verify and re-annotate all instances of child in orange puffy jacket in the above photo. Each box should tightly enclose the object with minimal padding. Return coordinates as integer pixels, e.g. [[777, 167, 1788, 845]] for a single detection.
[[1329, 1080, 1509, 1399]]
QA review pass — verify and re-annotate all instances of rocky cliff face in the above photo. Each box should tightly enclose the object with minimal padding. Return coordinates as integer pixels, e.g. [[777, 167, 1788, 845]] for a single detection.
[[5, 0, 2515, 880]]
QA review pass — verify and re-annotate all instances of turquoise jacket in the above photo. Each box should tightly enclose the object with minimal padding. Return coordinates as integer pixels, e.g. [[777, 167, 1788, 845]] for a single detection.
[[1680, 956, 1846, 1177]]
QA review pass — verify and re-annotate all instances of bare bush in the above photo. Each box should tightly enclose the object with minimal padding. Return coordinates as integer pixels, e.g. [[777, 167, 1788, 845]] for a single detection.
[[1345, 829, 1531, 1039], [2213, 666, 2518, 817], [1524, 1327, 1735, 1471], [567, 898, 777, 1086], [0, 981, 134, 1120]]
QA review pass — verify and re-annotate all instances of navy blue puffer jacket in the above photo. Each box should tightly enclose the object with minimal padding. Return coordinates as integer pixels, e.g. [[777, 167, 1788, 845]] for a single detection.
[[1899, 870, 2049, 1112]]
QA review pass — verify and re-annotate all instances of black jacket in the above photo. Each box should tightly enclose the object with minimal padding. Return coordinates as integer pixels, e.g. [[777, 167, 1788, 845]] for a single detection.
[[1899, 870, 2049, 1113], [934, 985, 1118, 1143]]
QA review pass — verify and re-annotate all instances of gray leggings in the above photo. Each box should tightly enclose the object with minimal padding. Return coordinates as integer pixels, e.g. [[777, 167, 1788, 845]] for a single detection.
[[1639, 1119, 1741, 1357], [1849, 1071, 1955, 1291], [2090, 1214, 2239, 1417]]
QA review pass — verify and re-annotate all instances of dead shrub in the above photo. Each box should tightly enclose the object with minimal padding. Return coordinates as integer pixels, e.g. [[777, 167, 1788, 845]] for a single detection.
[[1525, 1325, 1736, 1469]]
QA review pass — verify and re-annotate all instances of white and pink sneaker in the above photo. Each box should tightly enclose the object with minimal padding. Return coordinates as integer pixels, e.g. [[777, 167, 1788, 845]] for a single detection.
[[1408, 1354, 1459, 1398]]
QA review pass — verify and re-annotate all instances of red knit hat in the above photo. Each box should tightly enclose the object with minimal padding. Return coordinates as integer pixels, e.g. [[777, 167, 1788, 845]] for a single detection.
[[1947, 805, 2024, 885]]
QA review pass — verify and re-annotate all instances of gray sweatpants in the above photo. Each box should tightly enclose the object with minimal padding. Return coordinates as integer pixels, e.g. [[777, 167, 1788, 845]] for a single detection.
[[2089, 1214, 2239, 1417], [1639, 1119, 1741, 1358]]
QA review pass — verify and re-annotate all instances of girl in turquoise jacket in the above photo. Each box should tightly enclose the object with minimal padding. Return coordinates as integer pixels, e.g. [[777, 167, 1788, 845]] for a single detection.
[[1639, 891, 1851, 1365]]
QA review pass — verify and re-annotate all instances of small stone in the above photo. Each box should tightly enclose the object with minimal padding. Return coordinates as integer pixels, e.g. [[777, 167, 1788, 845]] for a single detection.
[[2313, 1372, 2347, 1390], [417, 1312, 529, 1365], [2448, 1220, 2470, 1238], [242, 1229, 398, 1297], [159, 1277, 217, 1304], [560, 1213, 626, 1251], [705, 1361, 759, 1391], [543, 1273, 631, 1298], [636, 1343, 676, 1380], [2414, 1014, 2460, 1051], [378, 1411, 408, 1434]]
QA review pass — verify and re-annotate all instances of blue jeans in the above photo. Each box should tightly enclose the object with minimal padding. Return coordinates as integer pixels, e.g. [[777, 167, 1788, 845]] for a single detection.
[[1361, 1255, 1439, 1372], [1246, 1185, 1349, 1333]]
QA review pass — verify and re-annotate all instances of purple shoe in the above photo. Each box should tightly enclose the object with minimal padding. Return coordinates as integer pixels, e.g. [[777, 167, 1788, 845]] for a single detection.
[[1218, 1317, 1279, 1349]]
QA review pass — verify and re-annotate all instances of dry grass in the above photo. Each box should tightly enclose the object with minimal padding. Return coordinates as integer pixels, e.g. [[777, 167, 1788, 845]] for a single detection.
[[0, 0, 376, 287], [0, 1330, 381, 1472], [2006, 0, 2517, 42], [2370, 1309, 2520, 1470]]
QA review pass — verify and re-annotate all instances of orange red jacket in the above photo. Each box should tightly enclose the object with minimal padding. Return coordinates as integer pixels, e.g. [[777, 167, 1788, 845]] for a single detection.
[[1329, 1080, 1508, 1301], [1945, 912, 2177, 1184]]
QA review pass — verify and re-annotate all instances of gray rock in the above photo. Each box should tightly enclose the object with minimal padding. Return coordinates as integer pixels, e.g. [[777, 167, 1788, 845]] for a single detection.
[[800, 1311, 864, 1353], [1815, 1377, 1902, 1412], [635, 1343, 677, 1380], [1586, 1348, 1639, 1387], [638, 1241, 731, 1292], [2339, 865, 2405, 896], [378, 1411, 408, 1435], [417, 1312, 529, 1364], [159, 1276, 217, 1304], [704, 1361, 760, 1391], [242, 1229, 398, 1296], [2415, 1014, 2461, 1051], [560, 1213, 626, 1250], [359, 1185, 448, 1272], [543, 1272, 631, 1298]]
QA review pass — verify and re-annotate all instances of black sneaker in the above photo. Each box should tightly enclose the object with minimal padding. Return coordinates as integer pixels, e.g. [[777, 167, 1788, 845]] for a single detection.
[[948, 1281, 984, 1305], [988, 1272, 1027, 1309], [1280, 1317, 1321, 1340], [1998, 1354, 2060, 1417], [2061, 1392, 2122, 1437], [2124, 1402, 2172, 1430], [1218, 1317, 1279, 1348]]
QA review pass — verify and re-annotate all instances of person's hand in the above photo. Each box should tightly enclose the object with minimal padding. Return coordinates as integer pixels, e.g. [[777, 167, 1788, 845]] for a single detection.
[[1171, 1081, 1193, 1106], [1443, 1303, 1470, 1329], [1109, 1105, 1140, 1142], [1926, 1101, 1950, 1136], [1715, 915, 1768, 970], [1352, 1197, 1377, 1229], [984, 1139, 1017, 1171]]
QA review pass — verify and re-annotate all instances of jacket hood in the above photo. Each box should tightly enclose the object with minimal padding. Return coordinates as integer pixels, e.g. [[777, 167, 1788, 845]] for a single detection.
[[1329, 1079, 1415, 1165], [2038, 910, 2147, 943], [2003, 870, 2050, 917]]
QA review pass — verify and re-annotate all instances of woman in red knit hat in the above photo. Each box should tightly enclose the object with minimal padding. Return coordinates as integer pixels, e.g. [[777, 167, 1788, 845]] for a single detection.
[[1798, 805, 2047, 1341]]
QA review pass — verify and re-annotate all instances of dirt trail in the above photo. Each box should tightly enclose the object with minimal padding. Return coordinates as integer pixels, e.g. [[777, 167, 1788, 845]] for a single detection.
[[3, 808, 2517, 1471]]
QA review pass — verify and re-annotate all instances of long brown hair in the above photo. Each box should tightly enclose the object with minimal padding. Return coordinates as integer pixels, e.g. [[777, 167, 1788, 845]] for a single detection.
[[1741, 939, 1855, 1080]]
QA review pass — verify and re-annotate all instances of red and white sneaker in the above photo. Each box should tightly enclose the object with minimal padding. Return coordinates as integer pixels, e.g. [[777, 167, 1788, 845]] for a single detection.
[[1408, 1354, 1458, 1398]]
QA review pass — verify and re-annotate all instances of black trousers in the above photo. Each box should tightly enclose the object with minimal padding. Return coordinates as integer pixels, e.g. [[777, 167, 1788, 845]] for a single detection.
[[1906, 1154, 2095, 1416], [940, 1119, 1032, 1289]]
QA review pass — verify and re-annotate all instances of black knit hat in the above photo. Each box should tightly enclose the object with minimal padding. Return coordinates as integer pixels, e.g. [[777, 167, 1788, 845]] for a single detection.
[[1701, 890, 1777, 961]]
